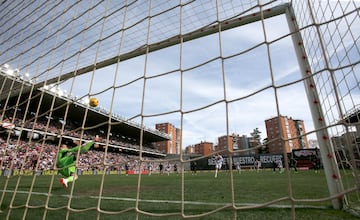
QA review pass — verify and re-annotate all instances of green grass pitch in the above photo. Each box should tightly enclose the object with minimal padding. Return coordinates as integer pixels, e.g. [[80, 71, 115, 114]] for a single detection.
[[0, 169, 358, 219]]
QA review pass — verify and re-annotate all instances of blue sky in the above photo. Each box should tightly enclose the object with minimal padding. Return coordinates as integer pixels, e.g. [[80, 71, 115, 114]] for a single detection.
[[0, 0, 359, 149], [58, 13, 318, 148]]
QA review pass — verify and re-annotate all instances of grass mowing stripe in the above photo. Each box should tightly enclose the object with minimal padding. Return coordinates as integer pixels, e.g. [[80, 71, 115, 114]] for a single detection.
[[0, 189, 329, 209], [1, 170, 358, 219]]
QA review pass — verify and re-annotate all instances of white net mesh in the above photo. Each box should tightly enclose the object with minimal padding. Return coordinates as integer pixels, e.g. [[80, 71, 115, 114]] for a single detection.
[[0, 0, 359, 219], [291, 0, 360, 212]]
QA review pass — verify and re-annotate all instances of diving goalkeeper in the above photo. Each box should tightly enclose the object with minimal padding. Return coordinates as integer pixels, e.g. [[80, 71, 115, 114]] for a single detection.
[[57, 136, 99, 188]]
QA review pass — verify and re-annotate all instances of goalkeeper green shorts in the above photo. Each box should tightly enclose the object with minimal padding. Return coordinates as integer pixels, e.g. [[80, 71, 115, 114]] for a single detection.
[[58, 165, 76, 177]]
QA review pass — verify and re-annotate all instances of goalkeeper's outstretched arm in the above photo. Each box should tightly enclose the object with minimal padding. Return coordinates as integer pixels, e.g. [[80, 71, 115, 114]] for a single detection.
[[70, 135, 101, 153], [80, 135, 101, 153]]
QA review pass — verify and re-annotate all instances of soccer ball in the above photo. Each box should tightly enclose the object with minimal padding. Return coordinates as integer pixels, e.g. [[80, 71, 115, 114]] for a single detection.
[[89, 97, 99, 107]]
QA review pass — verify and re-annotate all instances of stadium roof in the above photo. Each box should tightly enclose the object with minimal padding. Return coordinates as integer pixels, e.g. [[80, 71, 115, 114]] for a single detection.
[[344, 107, 360, 124], [0, 70, 170, 143]]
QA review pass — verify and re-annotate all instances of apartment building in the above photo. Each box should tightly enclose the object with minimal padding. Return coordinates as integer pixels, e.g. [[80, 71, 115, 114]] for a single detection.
[[265, 115, 309, 154]]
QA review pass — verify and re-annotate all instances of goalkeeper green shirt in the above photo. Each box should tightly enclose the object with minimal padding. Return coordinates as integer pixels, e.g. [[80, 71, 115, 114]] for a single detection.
[[56, 141, 94, 177]]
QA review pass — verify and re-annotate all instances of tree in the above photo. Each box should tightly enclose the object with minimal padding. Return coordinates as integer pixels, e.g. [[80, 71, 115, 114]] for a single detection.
[[251, 128, 267, 154], [258, 137, 269, 154], [250, 128, 261, 143]]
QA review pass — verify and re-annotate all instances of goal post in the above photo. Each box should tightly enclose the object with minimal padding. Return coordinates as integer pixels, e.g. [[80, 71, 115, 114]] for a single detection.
[[37, 3, 290, 90], [285, 5, 344, 210]]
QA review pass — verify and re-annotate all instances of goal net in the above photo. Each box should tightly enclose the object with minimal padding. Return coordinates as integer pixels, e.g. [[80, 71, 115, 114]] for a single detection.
[[0, 0, 359, 219]]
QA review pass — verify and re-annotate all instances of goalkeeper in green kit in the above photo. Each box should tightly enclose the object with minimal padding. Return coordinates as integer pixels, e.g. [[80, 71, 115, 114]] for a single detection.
[[57, 136, 99, 188]]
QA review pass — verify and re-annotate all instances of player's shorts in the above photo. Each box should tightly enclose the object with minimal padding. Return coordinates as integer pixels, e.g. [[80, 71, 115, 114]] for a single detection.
[[215, 163, 222, 169], [58, 165, 76, 177]]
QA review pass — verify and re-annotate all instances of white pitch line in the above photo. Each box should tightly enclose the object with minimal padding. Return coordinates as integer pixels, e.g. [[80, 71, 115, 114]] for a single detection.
[[0, 189, 328, 209]]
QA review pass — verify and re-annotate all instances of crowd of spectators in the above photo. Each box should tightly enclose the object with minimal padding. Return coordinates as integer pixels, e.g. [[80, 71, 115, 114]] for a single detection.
[[0, 108, 175, 175], [0, 136, 174, 175], [9, 109, 162, 154]]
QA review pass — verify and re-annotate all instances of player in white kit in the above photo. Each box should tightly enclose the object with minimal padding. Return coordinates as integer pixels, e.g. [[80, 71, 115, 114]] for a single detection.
[[214, 153, 224, 178]]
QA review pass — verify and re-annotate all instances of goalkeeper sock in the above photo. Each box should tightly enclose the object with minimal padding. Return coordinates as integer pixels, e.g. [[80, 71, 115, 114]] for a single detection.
[[67, 176, 74, 183]]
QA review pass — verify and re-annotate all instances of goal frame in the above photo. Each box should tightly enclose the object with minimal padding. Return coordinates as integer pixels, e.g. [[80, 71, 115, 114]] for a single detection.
[[36, 3, 345, 210]]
